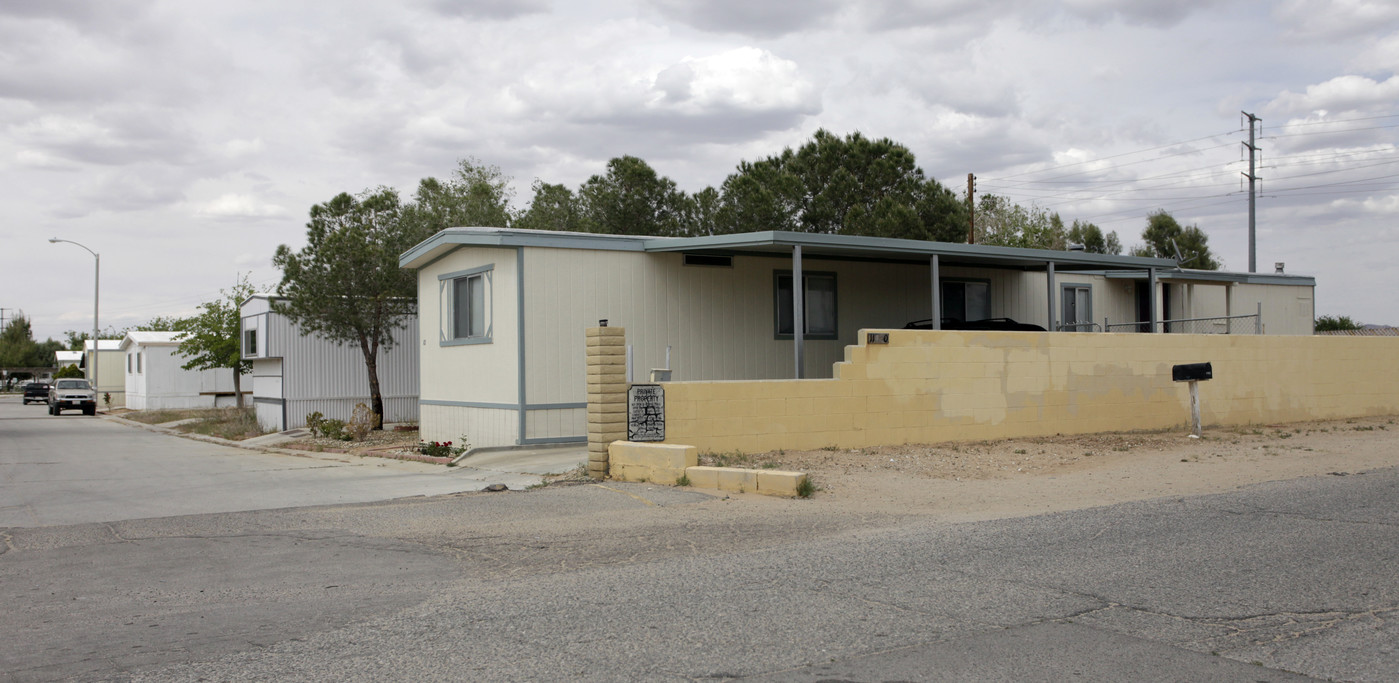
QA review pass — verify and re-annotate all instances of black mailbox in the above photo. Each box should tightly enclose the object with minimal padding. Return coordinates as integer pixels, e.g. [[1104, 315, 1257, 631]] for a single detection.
[[1172, 362, 1212, 382]]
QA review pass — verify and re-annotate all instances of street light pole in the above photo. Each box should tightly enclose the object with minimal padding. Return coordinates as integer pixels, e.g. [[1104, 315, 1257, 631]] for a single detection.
[[49, 239, 100, 394]]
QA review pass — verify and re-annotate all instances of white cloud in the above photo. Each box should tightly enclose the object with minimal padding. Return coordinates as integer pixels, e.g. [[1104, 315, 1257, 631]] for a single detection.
[[1274, 0, 1399, 40], [196, 194, 288, 220], [1265, 74, 1399, 115]]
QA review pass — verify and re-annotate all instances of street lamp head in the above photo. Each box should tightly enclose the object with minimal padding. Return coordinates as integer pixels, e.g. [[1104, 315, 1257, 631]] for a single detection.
[[48, 238, 59, 243]]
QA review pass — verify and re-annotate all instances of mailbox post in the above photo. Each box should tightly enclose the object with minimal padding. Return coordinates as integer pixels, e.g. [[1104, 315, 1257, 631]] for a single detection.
[[1172, 362, 1213, 437]]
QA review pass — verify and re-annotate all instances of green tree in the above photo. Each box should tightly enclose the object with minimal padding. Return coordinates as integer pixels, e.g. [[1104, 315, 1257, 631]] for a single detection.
[[577, 156, 687, 236], [716, 129, 966, 241], [974, 194, 1067, 250], [54, 364, 84, 379], [1132, 210, 1220, 269], [1066, 220, 1123, 254], [171, 277, 254, 408], [273, 187, 417, 429], [1315, 315, 1361, 332], [679, 186, 722, 237], [63, 327, 126, 351], [136, 315, 186, 331], [516, 181, 582, 232], [715, 157, 803, 234], [0, 315, 64, 384], [403, 158, 516, 238]]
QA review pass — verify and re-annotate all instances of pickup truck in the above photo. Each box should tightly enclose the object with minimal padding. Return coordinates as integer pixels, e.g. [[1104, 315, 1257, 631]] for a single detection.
[[48, 378, 97, 416], [22, 381, 51, 404]]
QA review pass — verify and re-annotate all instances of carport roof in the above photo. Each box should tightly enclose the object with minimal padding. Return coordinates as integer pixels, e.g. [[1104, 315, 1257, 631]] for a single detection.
[[400, 227, 1178, 272]]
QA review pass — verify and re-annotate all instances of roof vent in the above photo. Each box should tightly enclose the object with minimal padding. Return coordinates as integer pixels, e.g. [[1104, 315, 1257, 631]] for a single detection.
[[684, 253, 733, 267], [1275, 262, 1285, 274], [1067, 243, 1086, 252]]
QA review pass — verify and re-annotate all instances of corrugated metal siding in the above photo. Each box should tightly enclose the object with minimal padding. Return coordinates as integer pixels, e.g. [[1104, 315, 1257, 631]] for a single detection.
[[267, 312, 419, 408], [255, 401, 283, 431], [420, 403, 517, 447], [284, 396, 418, 429]]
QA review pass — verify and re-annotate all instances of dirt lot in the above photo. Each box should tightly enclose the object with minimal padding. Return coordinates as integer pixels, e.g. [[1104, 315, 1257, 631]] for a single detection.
[[731, 415, 1399, 520]]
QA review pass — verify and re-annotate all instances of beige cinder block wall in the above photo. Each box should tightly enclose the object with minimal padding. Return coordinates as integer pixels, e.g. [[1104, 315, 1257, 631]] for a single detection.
[[659, 330, 1399, 454]]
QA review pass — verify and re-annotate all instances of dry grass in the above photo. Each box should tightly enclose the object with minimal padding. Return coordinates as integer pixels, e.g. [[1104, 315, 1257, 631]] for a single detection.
[[126, 407, 271, 441], [123, 408, 214, 425]]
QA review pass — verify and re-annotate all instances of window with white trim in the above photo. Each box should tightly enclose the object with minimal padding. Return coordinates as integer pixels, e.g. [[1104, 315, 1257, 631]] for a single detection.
[[439, 264, 493, 346], [1061, 284, 1093, 330], [775, 271, 838, 339]]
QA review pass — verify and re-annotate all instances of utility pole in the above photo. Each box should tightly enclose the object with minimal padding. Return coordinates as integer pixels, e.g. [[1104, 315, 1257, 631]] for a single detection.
[[1242, 111, 1261, 273], [966, 173, 976, 244]]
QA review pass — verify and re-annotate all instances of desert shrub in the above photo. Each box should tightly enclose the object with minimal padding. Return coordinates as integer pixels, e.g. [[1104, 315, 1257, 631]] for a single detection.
[[347, 403, 374, 441], [305, 411, 324, 436], [319, 418, 348, 441]]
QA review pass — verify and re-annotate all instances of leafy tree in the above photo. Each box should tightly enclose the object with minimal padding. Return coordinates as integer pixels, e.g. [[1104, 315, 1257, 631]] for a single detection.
[[716, 129, 966, 241], [516, 181, 582, 232], [1066, 220, 1122, 255], [1315, 315, 1361, 332], [577, 156, 687, 236], [974, 194, 1067, 250], [1132, 210, 1220, 270], [679, 186, 722, 237], [136, 315, 186, 331], [54, 364, 85, 379], [403, 157, 516, 238], [172, 277, 254, 409], [0, 315, 64, 385], [273, 187, 418, 429], [715, 157, 803, 234], [63, 328, 126, 351]]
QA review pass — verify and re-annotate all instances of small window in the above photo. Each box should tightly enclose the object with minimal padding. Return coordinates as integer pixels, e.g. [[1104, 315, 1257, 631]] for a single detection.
[[453, 274, 487, 339], [243, 329, 258, 356], [438, 265, 493, 346], [942, 280, 991, 323], [127, 354, 132, 373], [775, 271, 838, 339], [136, 352, 142, 373]]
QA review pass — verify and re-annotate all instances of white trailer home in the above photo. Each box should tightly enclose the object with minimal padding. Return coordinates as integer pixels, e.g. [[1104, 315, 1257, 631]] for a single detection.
[[119, 331, 245, 411], [239, 295, 419, 432], [84, 339, 126, 409], [399, 228, 1317, 449]]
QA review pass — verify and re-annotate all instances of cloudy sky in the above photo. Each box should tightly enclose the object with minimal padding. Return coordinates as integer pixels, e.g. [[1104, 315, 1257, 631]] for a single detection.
[[2, 0, 1396, 341]]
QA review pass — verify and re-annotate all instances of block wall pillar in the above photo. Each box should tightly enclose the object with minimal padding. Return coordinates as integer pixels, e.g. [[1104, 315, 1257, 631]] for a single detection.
[[585, 325, 627, 479]]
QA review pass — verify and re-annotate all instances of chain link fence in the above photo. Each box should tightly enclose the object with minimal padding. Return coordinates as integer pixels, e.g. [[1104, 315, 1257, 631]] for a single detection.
[[1104, 313, 1261, 334]]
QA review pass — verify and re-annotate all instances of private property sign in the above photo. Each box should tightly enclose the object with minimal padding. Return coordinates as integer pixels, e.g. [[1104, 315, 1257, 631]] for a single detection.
[[627, 384, 665, 442]]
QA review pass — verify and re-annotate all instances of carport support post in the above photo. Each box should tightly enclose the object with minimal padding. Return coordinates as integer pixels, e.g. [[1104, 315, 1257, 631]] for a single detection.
[[585, 325, 628, 480], [1046, 261, 1056, 332], [930, 255, 941, 330], [1148, 267, 1159, 333], [793, 244, 804, 379]]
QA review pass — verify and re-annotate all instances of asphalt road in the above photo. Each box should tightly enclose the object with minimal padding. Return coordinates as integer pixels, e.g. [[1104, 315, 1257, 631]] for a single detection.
[[2, 395, 1396, 681], [0, 397, 530, 527]]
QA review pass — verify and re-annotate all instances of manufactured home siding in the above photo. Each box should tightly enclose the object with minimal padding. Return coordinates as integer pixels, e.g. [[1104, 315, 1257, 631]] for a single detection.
[[240, 295, 419, 431], [522, 249, 941, 407], [416, 247, 520, 446]]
